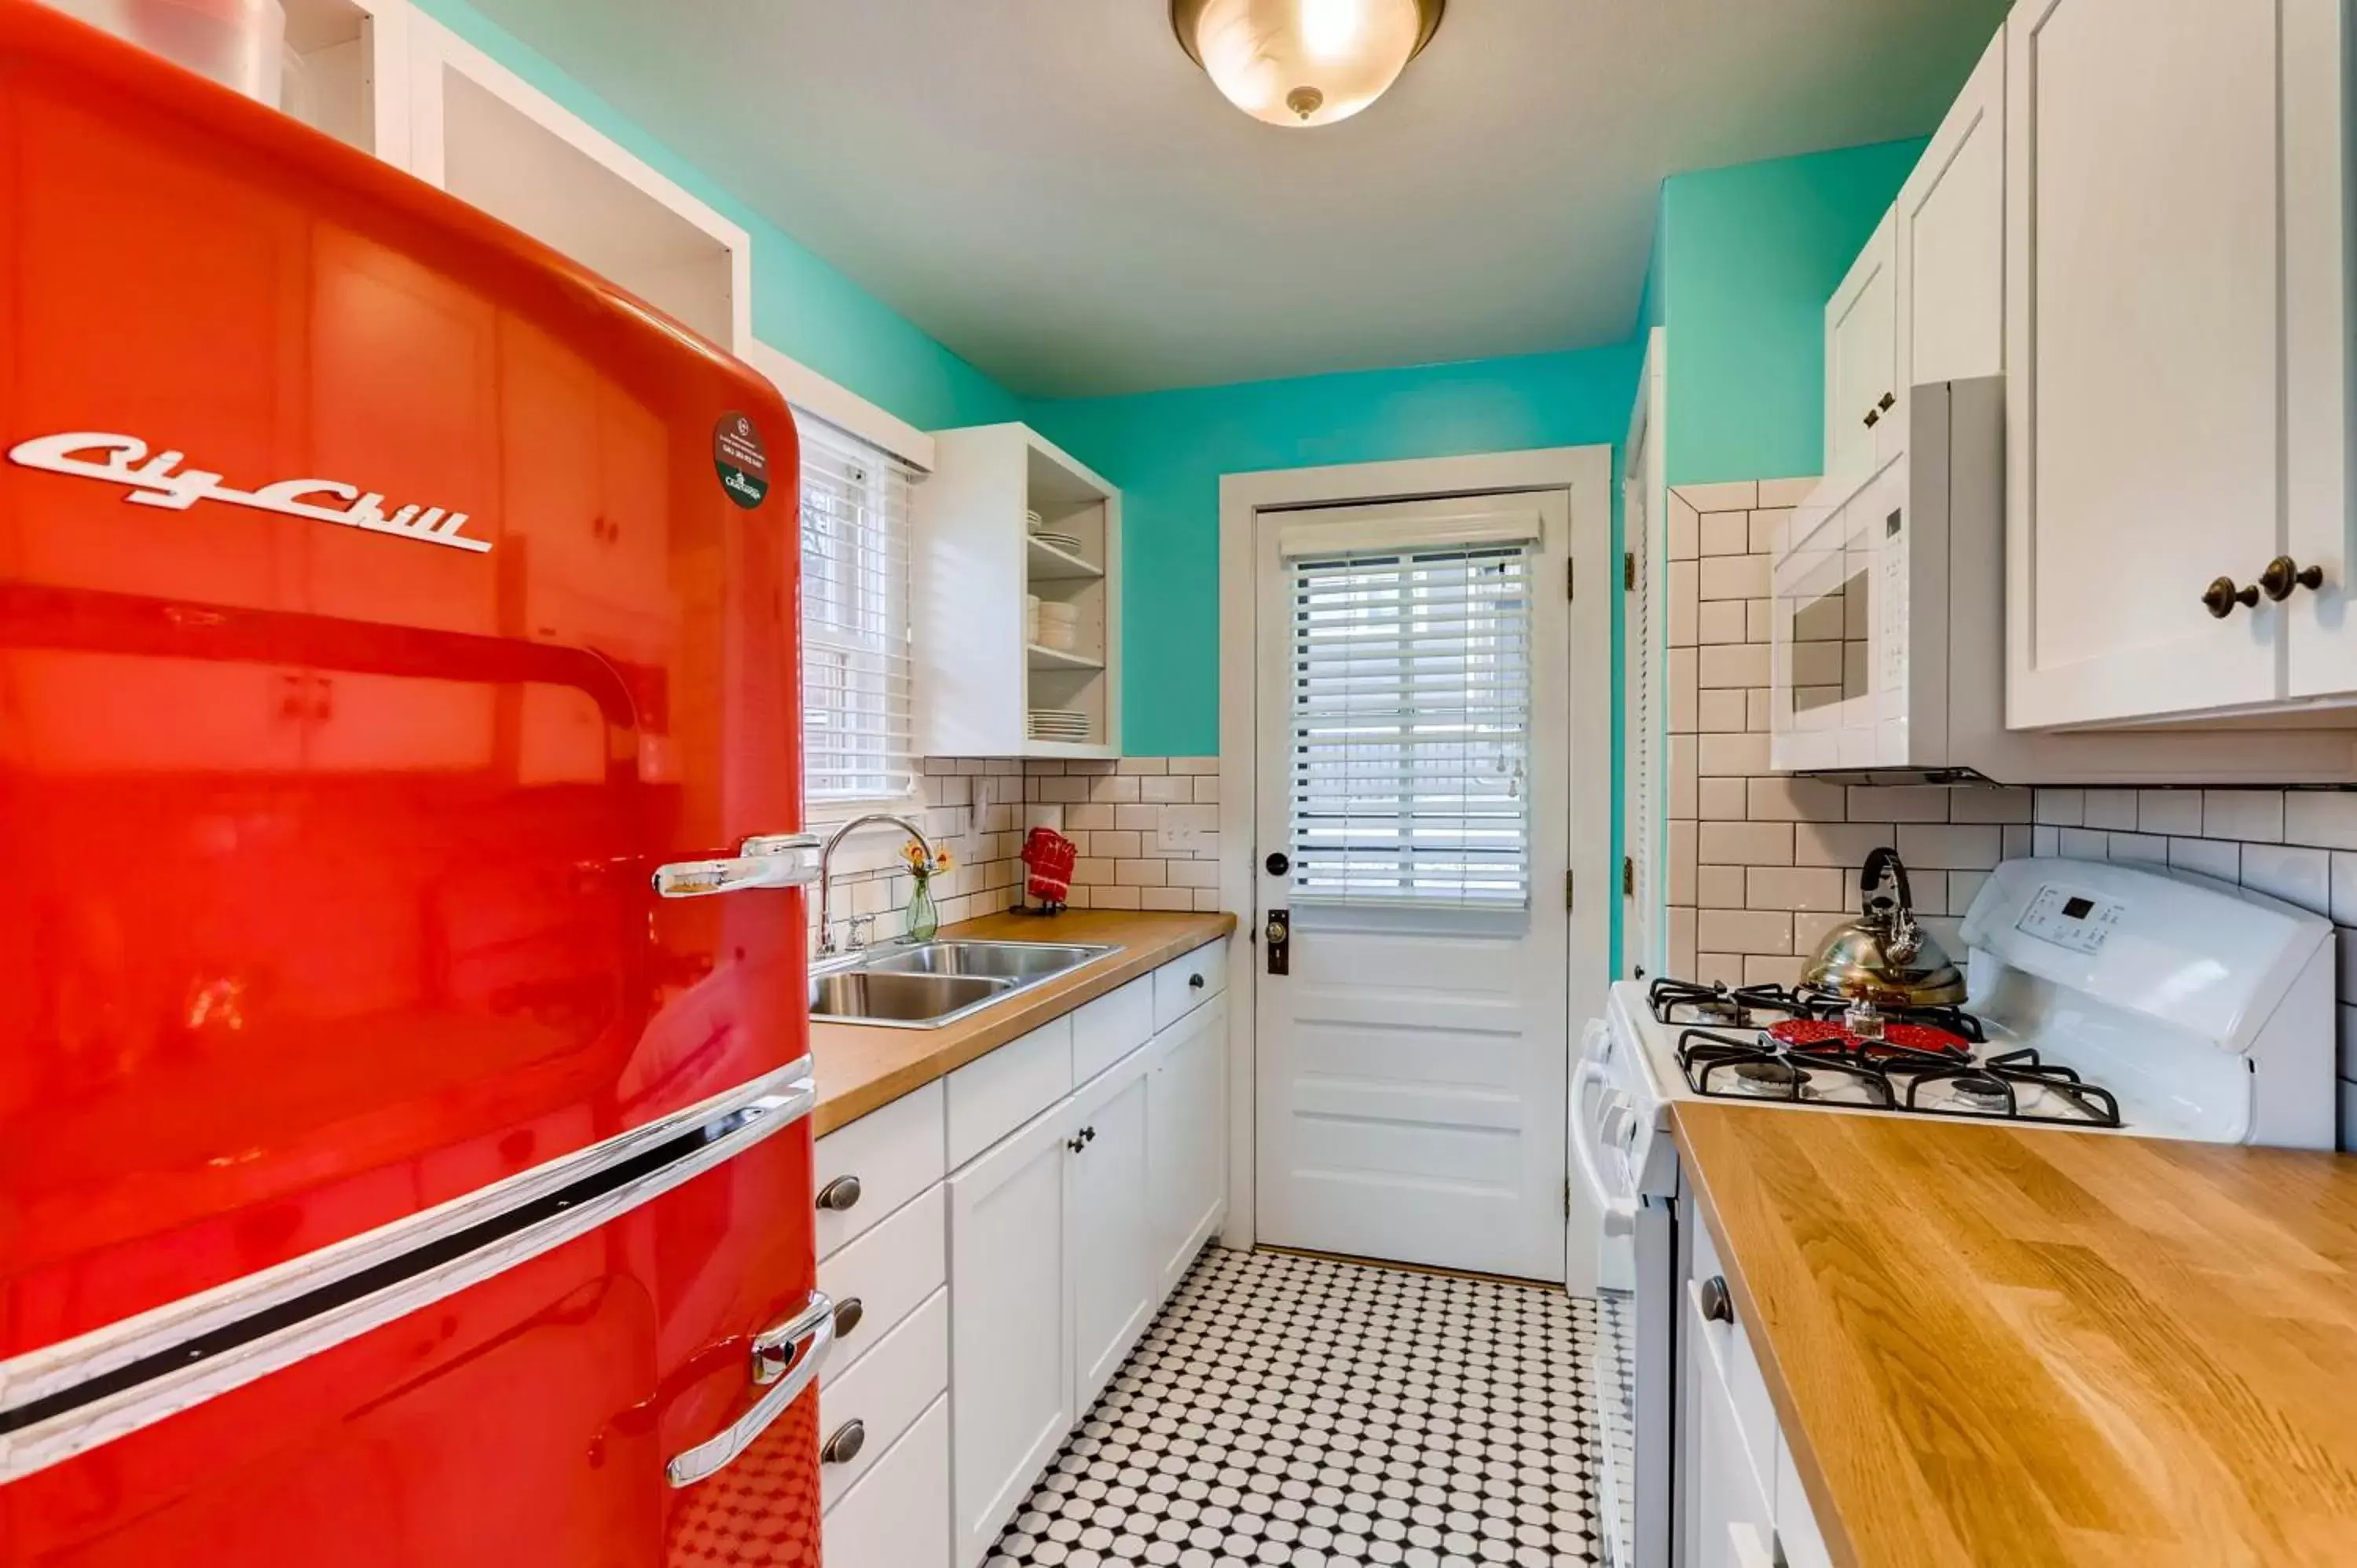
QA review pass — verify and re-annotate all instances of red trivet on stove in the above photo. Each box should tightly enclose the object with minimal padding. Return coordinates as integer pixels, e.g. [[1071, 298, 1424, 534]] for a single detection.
[[1766, 1017, 1972, 1061]]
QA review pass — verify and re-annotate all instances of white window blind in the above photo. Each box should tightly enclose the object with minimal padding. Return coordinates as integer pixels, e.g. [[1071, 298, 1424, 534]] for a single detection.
[[800, 419, 916, 806], [1286, 540, 1535, 907]]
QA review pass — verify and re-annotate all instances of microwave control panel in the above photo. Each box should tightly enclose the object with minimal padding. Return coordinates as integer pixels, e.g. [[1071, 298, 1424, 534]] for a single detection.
[[2014, 884, 2126, 956]]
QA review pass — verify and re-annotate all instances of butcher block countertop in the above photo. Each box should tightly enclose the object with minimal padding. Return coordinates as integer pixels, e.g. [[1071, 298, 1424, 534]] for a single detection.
[[808, 908, 1235, 1136], [1673, 1102, 2357, 1568]]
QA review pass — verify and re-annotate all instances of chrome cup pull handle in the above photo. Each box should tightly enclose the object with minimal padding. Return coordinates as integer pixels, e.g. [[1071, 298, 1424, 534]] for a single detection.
[[666, 1291, 835, 1487], [654, 833, 821, 899]]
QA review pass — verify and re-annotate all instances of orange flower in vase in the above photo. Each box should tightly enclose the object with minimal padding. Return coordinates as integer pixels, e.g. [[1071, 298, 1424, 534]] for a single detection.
[[901, 838, 953, 941]]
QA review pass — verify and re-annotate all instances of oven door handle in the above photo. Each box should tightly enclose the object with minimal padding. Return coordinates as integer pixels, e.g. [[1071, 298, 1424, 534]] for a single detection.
[[1571, 1056, 1638, 1237], [665, 1290, 836, 1488]]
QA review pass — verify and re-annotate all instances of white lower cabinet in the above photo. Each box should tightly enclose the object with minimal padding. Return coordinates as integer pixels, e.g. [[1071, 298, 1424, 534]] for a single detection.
[[1069, 1047, 1157, 1411], [948, 1101, 1077, 1568], [823, 940, 1230, 1568], [1148, 997, 1228, 1296], [824, 1395, 952, 1568], [1680, 1212, 1830, 1568]]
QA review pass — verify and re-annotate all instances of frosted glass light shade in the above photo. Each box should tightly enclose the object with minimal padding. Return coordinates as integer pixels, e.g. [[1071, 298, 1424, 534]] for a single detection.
[[1173, 0, 1443, 128]]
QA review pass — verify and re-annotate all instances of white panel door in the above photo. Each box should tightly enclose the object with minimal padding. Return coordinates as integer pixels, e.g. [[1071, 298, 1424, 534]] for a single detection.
[[1147, 997, 1228, 1295], [1895, 27, 2004, 395], [1824, 212, 1897, 485], [1067, 1048, 1155, 1412], [2004, 0, 2283, 726], [947, 1100, 1073, 1568], [1253, 492, 1574, 1282]]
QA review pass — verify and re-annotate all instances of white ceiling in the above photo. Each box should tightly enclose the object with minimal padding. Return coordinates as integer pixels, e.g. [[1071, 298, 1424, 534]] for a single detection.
[[464, 0, 2007, 398]]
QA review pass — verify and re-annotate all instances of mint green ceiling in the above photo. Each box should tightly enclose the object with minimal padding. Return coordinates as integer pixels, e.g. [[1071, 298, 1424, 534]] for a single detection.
[[445, 0, 2006, 399]]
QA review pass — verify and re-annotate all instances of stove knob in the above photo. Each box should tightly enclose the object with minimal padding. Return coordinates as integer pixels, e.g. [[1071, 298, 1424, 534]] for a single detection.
[[1600, 1103, 1637, 1150]]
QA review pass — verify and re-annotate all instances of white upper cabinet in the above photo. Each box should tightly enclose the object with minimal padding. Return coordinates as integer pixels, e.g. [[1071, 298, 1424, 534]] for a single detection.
[[1823, 211, 1897, 486], [915, 424, 1124, 759], [282, 0, 410, 160], [1894, 27, 2004, 395], [2005, 0, 2352, 729], [402, 12, 751, 354]]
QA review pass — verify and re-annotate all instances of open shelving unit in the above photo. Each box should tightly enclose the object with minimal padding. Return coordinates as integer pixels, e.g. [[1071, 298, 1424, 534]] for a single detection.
[[915, 424, 1122, 759]]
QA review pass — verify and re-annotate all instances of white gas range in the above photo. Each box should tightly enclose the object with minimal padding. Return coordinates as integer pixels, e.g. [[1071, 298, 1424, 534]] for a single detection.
[[1574, 856, 2338, 1568]]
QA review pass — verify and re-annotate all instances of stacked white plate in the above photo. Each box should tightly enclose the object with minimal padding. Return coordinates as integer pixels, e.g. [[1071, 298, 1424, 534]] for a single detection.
[[1035, 600, 1080, 652], [1025, 508, 1044, 529], [1031, 529, 1085, 556], [1028, 708, 1091, 742]]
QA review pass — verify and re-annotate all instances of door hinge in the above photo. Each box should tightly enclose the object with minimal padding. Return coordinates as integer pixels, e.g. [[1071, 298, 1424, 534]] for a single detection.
[[1566, 869, 1575, 910], [1623, 551, 1637, 592], [1567, 559, 1576, 600], [1563, 1178, 1575, 1217], [1622, 855, 1636, 897]]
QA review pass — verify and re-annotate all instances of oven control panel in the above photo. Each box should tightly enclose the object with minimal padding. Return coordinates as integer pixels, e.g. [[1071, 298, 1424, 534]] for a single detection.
[[2014, 884, 2125, 955]]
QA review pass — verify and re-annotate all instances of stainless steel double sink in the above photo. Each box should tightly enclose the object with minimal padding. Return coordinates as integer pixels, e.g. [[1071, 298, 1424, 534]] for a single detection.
[[808, 939, 1116, 1028]]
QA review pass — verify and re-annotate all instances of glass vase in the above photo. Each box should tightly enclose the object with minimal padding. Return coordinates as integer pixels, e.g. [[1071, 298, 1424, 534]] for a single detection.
[[906, 879, 940, 942]]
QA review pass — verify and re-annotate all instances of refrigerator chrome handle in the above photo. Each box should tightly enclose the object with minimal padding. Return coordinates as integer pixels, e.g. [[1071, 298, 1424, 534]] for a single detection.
[[666, 1290, 836, 1488], [653, 833, 822, 899]]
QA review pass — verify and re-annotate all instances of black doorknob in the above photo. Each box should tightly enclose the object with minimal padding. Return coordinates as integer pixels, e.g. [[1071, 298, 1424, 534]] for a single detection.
[[1265, 852, 1290, 877]]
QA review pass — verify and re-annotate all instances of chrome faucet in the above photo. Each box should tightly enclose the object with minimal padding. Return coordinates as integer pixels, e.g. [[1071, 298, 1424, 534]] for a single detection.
[[816, 813, 934, 960]]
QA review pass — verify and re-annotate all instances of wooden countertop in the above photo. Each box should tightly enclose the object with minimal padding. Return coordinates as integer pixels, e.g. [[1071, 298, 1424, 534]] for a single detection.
[[1672, 1102, 2357, 1568], [808, 908, 1236, 1136]]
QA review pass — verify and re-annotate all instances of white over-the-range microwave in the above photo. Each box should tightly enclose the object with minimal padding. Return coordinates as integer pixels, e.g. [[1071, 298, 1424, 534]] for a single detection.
[[1767, 378, 2357, 784]]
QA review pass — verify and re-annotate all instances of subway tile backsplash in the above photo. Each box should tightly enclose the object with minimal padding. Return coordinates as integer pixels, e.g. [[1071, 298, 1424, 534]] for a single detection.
[[810, 756, 1224, 953], [1663, 481, 2357, 1148]]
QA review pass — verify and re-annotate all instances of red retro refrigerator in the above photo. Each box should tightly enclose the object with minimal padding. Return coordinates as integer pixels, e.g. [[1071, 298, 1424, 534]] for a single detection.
[[0, 3, 829, 1562]]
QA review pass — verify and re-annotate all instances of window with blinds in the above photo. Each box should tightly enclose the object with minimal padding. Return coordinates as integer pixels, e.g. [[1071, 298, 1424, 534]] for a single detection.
[[800, 419, 916, 807], [1287, 541, 1535, 907]]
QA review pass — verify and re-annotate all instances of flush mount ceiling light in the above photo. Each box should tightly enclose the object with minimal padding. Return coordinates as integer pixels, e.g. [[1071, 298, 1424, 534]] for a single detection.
[[1171, 0, 1446, 128]]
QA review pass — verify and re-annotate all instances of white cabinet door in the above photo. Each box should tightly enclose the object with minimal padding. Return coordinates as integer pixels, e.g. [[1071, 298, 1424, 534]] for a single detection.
[[1068, 1048, 1156, 1411], [2004, 0, 2286, 726], [1824, 211, 1897, 485], [948, 1099, 1075, 1568], [1149, 998, 1228, 1297], [824, 1395, 952, 1568], [1683, 1278, 1776, 1568], [1895, 27, 2004, 397]]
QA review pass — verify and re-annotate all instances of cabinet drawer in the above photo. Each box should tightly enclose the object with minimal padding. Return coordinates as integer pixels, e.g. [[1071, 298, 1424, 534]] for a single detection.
[[947, 1016, 1073, 1169], [1773, 1436, 1835, 1568], [1151, 940, 1226, 1032], [1691, 1220, 1776, 1499], [819, 1285, 949, 1512], [816, 1079, 946, 1260], [823, 1393, 951, 1568], [1072, 976, 1153, 1084], [819, 1182, 946, 1380]]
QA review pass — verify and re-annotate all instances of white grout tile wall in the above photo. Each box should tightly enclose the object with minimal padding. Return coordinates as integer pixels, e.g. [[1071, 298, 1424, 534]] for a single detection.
[[1663, 482, 2357, 1149], [811, 757, 1226, 954]]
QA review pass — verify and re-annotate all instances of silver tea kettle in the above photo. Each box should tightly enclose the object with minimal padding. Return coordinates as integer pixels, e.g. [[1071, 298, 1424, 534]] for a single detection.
[[1798, 846, 1967, 1007]]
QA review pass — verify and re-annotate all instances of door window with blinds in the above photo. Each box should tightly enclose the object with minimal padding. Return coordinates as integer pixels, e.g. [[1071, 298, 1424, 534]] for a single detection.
[[799, 420, 917, 808], [1284, 516, 1537, 908]]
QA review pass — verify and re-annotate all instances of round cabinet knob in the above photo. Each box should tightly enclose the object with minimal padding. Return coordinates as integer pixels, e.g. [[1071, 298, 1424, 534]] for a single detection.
[[815, 1174, 863, 1213], [821, 1420, 867, 1466], [1189, 973, 1205, 990], [1699, 1275, 1734, 1324], [2260, 555, 2326, 601], [833, 1296, 866, 1339], [2202, 577, 2260, 619]]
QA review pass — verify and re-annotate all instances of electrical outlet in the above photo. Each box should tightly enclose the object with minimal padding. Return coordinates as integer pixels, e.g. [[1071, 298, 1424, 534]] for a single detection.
[[1154, 804, 1217, 854]]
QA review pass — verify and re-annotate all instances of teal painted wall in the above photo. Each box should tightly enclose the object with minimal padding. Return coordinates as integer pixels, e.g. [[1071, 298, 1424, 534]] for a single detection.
[[409, 0, 1024, 432], [1655, 138, 1923, 485], [1029, 343, 1644, 757]]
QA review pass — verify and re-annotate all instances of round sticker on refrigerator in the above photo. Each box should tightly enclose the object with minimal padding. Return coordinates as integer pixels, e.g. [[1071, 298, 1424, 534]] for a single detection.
[[713, 412, 771, 509]]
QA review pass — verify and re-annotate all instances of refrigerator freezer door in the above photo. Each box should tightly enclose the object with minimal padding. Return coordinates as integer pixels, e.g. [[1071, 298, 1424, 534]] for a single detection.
[[1, 1097, 823, 1567], [0, 0, 808, 1360]]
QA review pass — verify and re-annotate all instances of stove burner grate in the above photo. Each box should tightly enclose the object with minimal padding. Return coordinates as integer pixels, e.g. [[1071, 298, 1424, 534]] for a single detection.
[[1903, 1048, 2124, 1129]]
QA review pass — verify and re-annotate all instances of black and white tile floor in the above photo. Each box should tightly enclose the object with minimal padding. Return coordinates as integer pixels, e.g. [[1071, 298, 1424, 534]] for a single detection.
[[985, 1247, 1604, 1568]]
